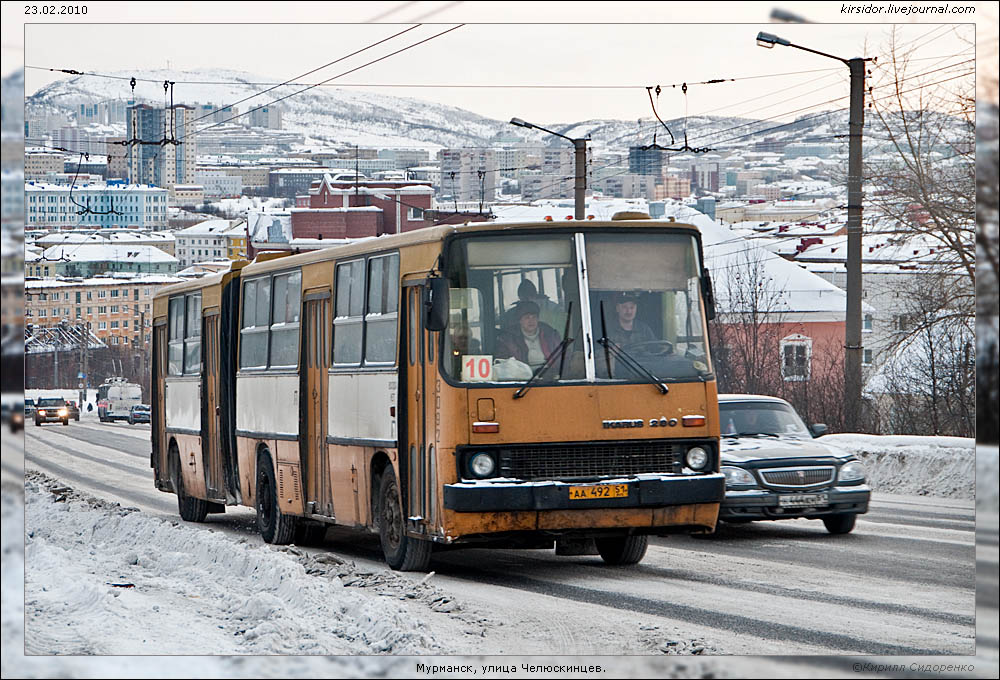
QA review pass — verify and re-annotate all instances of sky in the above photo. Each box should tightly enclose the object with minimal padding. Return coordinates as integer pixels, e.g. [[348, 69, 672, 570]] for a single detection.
[[2, 1, 994, 125]]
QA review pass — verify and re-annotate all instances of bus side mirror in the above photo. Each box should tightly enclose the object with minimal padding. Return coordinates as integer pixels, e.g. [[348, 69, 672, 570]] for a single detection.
[[424, 278, 449, 332], [701, 268, 716, 321]]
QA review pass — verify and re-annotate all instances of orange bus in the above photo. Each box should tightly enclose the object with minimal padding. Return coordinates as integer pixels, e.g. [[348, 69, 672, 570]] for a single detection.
[[152, 215, 725, 570]]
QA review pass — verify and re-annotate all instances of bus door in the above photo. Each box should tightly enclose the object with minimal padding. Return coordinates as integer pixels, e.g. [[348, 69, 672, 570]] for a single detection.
[[303, 294, 333, 517], [202, 312, 224, 500], [404, 283, 434, 532]]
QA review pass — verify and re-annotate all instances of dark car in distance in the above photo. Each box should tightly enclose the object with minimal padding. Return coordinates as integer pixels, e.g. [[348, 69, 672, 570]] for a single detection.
[[66, 401, 80, 421], [128, 404, 151, 425], [34, 398, 71, 426], [717, 395, 870, 534]]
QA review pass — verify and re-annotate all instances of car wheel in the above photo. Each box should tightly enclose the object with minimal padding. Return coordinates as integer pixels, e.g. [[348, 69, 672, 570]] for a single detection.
[[595, 534, 649, 565], [62, 418, 69, 426], [255, 450, 296, 544], [823, 513, 857, 535], [128, 416, 134, 425], [170, 443, 209, 523], [377, 469, 431, 571]]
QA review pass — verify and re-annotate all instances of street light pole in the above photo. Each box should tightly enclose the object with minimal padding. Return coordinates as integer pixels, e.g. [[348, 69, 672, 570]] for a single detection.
[[510, 117, 589, 220], [757, 32, 871, 432]]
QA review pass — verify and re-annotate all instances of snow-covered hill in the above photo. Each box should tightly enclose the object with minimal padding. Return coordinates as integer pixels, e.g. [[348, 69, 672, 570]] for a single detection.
[[26, 68, 854, 153]]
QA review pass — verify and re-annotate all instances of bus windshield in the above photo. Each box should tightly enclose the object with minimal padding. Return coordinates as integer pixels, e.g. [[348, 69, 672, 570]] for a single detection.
[[442, 231, 712, 385]]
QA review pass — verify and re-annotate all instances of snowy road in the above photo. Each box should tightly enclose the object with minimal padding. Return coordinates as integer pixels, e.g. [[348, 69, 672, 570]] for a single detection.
[[7, 417, 998, 668]]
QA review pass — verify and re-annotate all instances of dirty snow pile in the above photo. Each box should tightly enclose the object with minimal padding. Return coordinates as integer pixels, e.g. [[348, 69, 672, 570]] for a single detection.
[[21, 477, 447, 657], [821, 434, 976, 500]]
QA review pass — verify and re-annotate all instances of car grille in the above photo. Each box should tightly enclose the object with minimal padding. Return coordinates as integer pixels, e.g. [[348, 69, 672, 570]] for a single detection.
[[760, 466, 835, 488], [497, 442, 678, 481]]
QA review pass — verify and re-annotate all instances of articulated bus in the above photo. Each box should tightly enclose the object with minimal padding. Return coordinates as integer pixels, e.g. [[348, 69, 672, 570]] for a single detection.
[[152, 214, 725, 570]]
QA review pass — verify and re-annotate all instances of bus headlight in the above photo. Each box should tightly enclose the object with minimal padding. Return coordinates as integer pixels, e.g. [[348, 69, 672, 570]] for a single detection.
[[468, 452, 496, 478], [685, 446, 710, 471], [839, 460, 866, 483], [722, 466, 756, 487]]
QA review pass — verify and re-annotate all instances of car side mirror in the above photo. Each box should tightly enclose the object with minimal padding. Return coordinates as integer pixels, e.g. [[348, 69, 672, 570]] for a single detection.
[[424, 278, 449, 332], [809, 423, 828, 437]]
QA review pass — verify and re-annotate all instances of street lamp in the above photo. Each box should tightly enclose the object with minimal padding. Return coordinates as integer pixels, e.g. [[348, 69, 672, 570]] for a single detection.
[[510, 117, 589, 220], [756, 31, 871, 432]]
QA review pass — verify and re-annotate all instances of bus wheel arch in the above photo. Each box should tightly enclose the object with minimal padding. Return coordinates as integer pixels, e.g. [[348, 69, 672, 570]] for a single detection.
[[255, 445, 297, 544], [369, 451, 393, 531], [376, 464, 432, 572], [169, 439, 209, 523]]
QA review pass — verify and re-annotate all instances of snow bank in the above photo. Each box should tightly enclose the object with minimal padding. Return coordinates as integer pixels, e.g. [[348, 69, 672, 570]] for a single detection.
[[22, 478, 446, 657], [821, 434, 976, 500]]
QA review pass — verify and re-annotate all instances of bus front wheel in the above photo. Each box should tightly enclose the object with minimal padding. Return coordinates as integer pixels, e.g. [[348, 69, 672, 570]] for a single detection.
[[377, 470, 431, 572], [595, 534, 648, 566], [255, 451, 297, 545], [170, 444, 208, 523]]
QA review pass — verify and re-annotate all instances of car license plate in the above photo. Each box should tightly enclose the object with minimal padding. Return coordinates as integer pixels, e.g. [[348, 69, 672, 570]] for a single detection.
[[778, 493, 828, 508], [569, 484, 629, 500]]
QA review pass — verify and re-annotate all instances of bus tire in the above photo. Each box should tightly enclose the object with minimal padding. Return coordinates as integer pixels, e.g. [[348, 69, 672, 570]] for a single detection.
[[255, 451, 296, 545], [377, 469, 431, 572], [170, 444, 208, 523], [595, 534, 648, 565], [823, 513, 856, 535]]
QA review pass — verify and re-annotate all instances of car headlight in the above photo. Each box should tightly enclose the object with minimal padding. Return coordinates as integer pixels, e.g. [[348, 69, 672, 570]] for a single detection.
[[38, 410, 46, 416], [685, 446, 710, 471], [468, 452, 496, 478], [721, 466, 756, 487], [839, 460, 866, 483], [58, 409, 68, 416]]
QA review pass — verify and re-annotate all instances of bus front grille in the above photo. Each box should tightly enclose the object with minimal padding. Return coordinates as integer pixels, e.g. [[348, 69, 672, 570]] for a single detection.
[[498, 442, 678, 481]]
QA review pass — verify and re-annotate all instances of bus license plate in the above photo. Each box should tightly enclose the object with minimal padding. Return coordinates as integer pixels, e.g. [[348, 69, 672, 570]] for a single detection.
[[569, 484, 629, 500], [778, 493, 828, 508]]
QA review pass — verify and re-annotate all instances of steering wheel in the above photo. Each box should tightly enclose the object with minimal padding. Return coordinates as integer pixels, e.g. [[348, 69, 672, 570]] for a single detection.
[[625, 340, 674, 356]]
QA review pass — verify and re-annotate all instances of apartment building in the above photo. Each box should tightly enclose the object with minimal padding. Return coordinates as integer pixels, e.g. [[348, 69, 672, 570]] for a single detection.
[[25, 274, 182, 347], [126, 104, 198, 189], [174, 218, 244, 267], [24, 181, 169, 229], [25, 150, 66, 181], [439, 149, 497, 202]]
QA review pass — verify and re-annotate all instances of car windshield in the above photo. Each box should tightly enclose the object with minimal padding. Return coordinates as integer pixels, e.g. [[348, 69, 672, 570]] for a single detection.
[[442, 231, 712, 385], [37, 398, 66, 407], [719, 401, 811, 438]]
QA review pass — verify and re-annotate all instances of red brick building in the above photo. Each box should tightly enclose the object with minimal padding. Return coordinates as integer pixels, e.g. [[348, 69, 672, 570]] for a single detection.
[[289, 174, 434, 241]]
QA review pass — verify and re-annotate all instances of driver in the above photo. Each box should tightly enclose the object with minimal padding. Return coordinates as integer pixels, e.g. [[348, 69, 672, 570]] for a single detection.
[[608, 292, 656, 347]]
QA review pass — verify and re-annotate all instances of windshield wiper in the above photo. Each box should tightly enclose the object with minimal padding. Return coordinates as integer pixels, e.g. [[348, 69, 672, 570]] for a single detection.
[[513, 302, 574, 400], [735, 432, 781, 438], [598, 301, 668, 395]]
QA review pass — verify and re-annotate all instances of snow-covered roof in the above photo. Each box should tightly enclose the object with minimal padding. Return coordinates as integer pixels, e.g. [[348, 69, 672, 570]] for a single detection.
[[41, 243, 178, 263], [178, 219, 235, 235], [25, 274, 184, 289]]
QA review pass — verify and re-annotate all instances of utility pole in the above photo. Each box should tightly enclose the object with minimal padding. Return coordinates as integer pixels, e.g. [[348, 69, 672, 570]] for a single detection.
[[509, 117, 589, 220], [756, 33, 871, 432], [843, 57, 866, 433]]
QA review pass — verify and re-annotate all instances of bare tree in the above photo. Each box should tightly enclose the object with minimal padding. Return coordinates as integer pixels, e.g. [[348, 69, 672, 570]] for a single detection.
[[865, 27, 976, 300], [709, 247, 786, 397]]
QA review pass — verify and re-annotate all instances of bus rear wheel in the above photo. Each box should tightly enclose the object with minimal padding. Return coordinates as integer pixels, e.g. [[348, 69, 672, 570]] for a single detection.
[[170, 444, 208, 523], [377, 469, 431, 572], [255, 451, 296, 545], [595, 534, 648, 565]]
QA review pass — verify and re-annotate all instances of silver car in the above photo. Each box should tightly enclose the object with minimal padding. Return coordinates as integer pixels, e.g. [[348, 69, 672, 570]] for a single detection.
[[717, 395, 870, 534]]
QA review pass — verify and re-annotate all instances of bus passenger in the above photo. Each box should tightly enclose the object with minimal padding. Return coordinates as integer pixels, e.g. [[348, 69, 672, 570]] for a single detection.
[[496, 300, 562, 370], [449, 326, 481, 375], [608, 292, 656, 348]]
